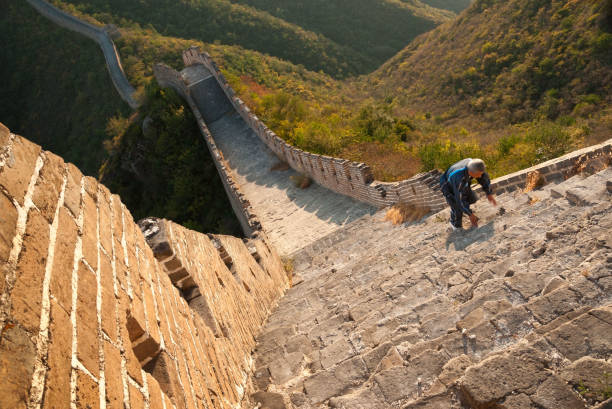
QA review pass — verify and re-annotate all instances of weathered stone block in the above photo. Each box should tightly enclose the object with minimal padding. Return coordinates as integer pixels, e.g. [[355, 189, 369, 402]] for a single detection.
[[43, 300, 72, 409], [147, 373, 165, 409], [128, 384, 144, 409], [251, 391, 286, 409], [0, 135, 41, 206], [63, 163, 82, 219], [76, 262, 99, 375], [100, 254, 116, 341], [526, 287, 580, 324], [126, 294, 146, 342], [32, 151, 64, 223], [75, 370, 99, 409], [81, 192, 98, 271], [49, 207, 78, 312], [97, 186, 113, 256], [0, 323, 36, 409], [11, 210, 50, 332], [532, 375, 586, 409], [460, 346, 549, 407], [103, 341, 124, 409], [0, 192, 17, 266]]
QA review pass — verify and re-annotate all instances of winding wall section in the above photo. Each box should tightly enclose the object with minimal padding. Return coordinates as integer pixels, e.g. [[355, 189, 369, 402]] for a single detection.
[[26, 0, 139, 109], [154, 47, 612, 255], [175, 47, 612, 211], [180, 47, 446, 211], [154, 62, 377, 256]]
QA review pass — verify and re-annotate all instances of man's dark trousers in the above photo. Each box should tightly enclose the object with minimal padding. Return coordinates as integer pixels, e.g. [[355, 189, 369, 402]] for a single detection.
[[441, 185, 478, 228]]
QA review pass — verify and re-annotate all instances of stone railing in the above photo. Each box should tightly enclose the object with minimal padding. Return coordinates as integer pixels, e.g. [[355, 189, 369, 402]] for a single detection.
[[154, 64, 263, 236], [183, 47, 612, 208], [0, 123, 288, 409], [26, 0, 139, 109], [181, 46, 447, 212], [478, 138, 612, 195]]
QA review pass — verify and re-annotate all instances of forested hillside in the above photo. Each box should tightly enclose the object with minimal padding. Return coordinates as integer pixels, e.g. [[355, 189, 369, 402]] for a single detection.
[[0, 1, 245, 233], [237, 0, 612, 180], [227, 0, 451, 64], [369, 0, 612, 124], [419, 0, 473, 14], [51, 0, 452, 76], [2, 0, 611, 197], [0, 0, 129, 176]]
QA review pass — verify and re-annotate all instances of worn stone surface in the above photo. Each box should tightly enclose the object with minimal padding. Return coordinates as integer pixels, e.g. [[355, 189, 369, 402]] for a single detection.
[[0, 127, 610, 408], [0, 324, 36, 409], [206, 109, 376, 256], [250, 165, 612, 408]]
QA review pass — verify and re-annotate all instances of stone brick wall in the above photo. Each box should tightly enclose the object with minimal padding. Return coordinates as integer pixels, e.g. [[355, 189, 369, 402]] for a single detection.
[[180, 47, 612, 211], [180, 47, 447, 212], [475, 138, 612, 196], [0, 123, 289, 409], [26, 0, 139, 108], [154, 64, 263, 236]]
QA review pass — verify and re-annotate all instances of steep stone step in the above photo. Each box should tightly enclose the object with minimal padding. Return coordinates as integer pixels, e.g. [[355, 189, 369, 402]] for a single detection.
[[250, 166, 612, 408]]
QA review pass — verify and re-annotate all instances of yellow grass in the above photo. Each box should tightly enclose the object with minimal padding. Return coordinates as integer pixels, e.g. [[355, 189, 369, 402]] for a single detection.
[[289, 174, 312, 189], [271, 161, 290, 171], [523, 170, 546, 192], [384, 202, 430, 225]]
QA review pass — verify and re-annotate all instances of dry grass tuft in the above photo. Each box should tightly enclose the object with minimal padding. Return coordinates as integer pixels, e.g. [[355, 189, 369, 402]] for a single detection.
[[271, 161, 290, 171], [384, 202, 430, 225], [290, 174, 312, 189], [281, 257, 294, 284], [528, 196, 540, 205], [524, 170, 546, 192]]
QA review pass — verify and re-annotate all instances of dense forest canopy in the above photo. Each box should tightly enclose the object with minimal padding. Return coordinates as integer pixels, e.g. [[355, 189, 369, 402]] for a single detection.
[[0, 1, 129, 176], [50, 0, 455, 77]]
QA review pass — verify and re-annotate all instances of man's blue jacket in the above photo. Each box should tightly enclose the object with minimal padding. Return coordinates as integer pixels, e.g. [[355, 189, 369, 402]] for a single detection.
[[439, 159, 493, 215]]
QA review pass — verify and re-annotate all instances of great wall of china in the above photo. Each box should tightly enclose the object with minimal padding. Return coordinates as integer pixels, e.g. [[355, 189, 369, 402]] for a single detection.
[[25, 0, 139, 109], [0, 122, 289, 409], [3, 2, 612, 408]]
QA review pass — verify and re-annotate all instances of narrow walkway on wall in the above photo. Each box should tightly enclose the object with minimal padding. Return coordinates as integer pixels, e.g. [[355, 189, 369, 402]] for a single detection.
[[26, 0, 139, 108], [183, 65, 376, 256]]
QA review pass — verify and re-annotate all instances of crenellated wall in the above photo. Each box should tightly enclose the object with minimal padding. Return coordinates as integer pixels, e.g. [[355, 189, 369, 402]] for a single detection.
[[155, 64, 263, 237], [179, 47, 446, 212], [26, 0, 139, 109], [177, 46, 612, 211], [0, 123, 289, 409]]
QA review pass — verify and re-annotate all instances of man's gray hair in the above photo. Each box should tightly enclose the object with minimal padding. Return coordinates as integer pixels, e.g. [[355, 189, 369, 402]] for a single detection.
[[468, 158, 486, 173]]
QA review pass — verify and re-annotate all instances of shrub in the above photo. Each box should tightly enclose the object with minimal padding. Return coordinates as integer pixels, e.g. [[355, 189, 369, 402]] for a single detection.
[[523, 121, 573, 162], [418, 139, 484, 171]]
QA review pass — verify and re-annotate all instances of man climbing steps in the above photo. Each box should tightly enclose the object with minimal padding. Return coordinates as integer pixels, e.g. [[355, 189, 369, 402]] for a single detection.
[[439, 158, 497, 230]]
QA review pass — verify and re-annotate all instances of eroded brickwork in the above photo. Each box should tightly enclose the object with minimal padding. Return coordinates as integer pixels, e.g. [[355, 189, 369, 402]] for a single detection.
[[0, 123, 289, 409]]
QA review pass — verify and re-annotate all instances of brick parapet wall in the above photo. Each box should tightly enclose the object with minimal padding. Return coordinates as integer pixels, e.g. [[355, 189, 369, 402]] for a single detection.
[[474, 138, 612, 196], [0, 123, 289, 409], [181, 47, 446, 212], [154, 64, 263, 237], [182, 47, 612, 211], [26, 0, 139, 108]]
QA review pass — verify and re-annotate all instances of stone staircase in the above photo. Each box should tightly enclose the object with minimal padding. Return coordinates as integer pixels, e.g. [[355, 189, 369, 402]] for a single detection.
[[249, 167, 612, 409]]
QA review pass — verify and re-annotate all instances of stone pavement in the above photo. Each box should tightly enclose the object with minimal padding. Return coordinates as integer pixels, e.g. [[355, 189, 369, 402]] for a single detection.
[[183, 65, 376, 256], [249, 166, 612, 409]]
